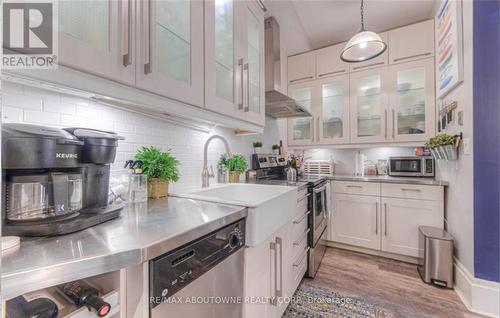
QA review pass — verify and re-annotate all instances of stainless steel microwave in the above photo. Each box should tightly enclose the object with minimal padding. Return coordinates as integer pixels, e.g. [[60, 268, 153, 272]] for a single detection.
[[388, 157, 435, 177]]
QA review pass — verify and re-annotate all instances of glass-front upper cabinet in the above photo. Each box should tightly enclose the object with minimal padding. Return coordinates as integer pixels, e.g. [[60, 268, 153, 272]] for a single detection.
[[389, 58, 435, 142], [350, 68, 389, 143], [58, 0, 134, 84], [237, 1, 265, 126], [288, 84, 314, 145], [136, 0, 204, 107], [317, 75, 350, 144], [205, 0, 242, 117]]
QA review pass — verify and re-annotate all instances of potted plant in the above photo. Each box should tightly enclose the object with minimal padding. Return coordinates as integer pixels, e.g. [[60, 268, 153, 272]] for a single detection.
[[135, 146, 180, 198], [253, 141, 263, 154], [425, 134, 457, 160], [272, 144, 280, 155], [219, 154, 248, 183]]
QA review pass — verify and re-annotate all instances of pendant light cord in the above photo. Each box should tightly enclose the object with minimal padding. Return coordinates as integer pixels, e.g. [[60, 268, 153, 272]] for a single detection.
[[360, 0, 365, 31]]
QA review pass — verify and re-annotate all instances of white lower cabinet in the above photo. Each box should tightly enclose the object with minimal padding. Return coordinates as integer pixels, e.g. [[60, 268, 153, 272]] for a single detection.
[[329, 181, 444, 258], [330, 193, 380, 250], [243, 191, 308, 318], [381, 197, 443, 257]]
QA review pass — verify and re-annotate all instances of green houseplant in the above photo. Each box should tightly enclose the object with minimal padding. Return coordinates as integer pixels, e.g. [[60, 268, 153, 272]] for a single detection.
[[253, 141, 263, 154], [272, 144, 280, 155], [425, 134, 457, 160], [219, 154, 248, 183], [135, 146, 180, 198]]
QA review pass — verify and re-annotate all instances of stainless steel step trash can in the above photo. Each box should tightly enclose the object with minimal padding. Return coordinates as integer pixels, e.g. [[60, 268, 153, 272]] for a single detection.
[[417, 226, 454, 288]]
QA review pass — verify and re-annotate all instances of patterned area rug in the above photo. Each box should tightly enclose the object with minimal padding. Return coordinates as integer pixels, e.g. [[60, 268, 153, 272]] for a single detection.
[[282, 283, 396, 318]]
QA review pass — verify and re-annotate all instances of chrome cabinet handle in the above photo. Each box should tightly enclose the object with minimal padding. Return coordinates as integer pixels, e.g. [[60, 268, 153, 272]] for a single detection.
[[123, 0, 132, 66], [384, 203, 387, 236], [293, 228, 310, 246], [143, 0, 152, 74], [238, 58, 244, 110], [401, 188, 421, 192], [393, 52, 431, 63], [276, 237, 283, 299], [297, 193, 311, 203], [392, 109, 396, 139], [244, 63, 250, 112], [293, 246, 310, 267], [347, 185, 362, 188], [316, 117, 320, 142], [290, 76, 313, 83], [352, 61, 384, 71], [270, 240, 278, 305], [318, 69, 346, 77], [375, 202, 378, 235], [293, 211, 310, 224], [384, 110, 388, 138]]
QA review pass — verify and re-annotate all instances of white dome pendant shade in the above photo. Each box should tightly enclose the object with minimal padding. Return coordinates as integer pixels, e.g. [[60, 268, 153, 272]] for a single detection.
[[340, 0, 387, 63]]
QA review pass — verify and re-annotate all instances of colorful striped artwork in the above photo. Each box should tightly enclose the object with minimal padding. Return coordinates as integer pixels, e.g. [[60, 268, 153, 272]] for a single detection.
[[436, 0, 464, 98]]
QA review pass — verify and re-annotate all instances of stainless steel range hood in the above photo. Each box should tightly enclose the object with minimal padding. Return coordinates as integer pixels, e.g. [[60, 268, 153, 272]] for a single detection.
[[265, 17, 311, 118]]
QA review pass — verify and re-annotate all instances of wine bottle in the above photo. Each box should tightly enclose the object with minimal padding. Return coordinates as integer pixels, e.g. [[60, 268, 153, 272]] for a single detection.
[[279, 140, 284, 156], [59, 281, 111, 317], [7, 295, 58, 318]]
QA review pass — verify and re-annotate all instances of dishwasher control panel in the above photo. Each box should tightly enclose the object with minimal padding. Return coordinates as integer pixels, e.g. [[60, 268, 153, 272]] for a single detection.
[[149, 218, 245, 308]]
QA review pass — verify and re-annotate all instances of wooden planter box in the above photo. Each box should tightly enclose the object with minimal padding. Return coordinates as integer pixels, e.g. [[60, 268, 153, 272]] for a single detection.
[[228, 172, 241, 183], [148, 179, 169, 199]]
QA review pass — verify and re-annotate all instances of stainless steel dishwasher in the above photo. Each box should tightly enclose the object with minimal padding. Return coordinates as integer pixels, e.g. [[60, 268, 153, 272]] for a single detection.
[[149, 219, 245, 318]]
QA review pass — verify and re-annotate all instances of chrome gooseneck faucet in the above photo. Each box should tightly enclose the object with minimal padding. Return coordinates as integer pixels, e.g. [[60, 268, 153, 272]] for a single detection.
[[202, 135, 232, 188]]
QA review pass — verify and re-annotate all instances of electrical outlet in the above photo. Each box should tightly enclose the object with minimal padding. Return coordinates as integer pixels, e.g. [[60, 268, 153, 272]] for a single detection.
[[463, 138, 471, 155]]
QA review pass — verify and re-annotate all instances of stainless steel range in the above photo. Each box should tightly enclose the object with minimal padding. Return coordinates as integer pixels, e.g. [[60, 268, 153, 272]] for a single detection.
[[251, 154, 328, 277]]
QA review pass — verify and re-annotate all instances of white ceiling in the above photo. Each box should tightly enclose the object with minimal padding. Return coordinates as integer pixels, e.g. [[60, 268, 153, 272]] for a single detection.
[[266, 0, 437, 55]]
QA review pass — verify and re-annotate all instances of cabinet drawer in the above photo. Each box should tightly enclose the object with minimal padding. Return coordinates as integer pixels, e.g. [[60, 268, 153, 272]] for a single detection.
[[291, 210, 309, 243], [331, 181, 380, 196], [291, 244, 308, 287], [291, 226, 309, 261], [381, 183, 443, 201], [297, 188, 308, 202], [295, 192, 309, 218]]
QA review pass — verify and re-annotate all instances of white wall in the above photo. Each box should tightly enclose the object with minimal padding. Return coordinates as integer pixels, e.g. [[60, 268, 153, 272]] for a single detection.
[[0, 82, 285, 192], [432, 0, 474, 274]]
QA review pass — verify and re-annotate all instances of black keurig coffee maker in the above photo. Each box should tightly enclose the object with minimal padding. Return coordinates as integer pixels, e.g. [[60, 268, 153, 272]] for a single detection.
[[2, 124, 125, 237]]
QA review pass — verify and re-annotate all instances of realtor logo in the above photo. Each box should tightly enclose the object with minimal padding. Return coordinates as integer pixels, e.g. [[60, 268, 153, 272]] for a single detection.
[[2, 1, 58, 69]]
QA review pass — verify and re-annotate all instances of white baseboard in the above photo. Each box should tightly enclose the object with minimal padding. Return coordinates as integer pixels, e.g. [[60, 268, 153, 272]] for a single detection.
[[454, 259, 500, 318]]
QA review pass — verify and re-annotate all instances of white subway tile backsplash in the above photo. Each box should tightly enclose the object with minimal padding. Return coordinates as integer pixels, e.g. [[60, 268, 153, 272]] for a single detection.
[[43, 100, 76, 115], [3, 93, 42, 110], [1, 81, 283, 190], [24, 110, 60, 125]]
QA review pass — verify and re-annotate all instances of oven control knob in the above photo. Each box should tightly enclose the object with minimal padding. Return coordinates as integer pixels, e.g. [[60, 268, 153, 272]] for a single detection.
[[229, 232, 241, 249]]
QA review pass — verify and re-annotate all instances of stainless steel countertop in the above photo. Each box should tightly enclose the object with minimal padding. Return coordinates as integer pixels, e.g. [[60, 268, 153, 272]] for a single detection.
[[328, 175, 449, 186], [1, 198, 247, 299]]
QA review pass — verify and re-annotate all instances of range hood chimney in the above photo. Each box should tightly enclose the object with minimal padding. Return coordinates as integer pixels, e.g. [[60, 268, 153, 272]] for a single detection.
[[265, 17, 311, 118]]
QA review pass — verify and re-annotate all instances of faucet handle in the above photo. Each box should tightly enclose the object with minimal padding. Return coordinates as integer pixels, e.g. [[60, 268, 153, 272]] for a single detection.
[[209, 165, 215, 178]]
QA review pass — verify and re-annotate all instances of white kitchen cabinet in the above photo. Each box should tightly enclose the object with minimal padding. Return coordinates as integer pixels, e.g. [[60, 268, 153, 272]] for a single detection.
[[135, 0, 205, 107], [58, 0, 135, 85], [330, 193, 381, 250], [381, 197, 443, 257], [317, 74, 350, 144], [388, 58, 436, 142], [349, 32, 389, 73], [204, 0, 241, 118], [287, 83, 315, 146], [287, 51, 316, 84], [388, 20, 434, 65], [236, 0, 266, 126], [316, 42, 349, 79], [349, 67, 390, 143]]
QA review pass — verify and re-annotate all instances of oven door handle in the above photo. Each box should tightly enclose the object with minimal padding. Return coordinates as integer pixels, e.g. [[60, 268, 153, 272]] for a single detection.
[[314, 185, 327, 193]]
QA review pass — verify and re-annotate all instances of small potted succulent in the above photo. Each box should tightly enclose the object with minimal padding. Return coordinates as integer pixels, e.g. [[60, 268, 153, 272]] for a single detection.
[[253, 141, 263, 154], [272, 144, 280, 155], [219, 154, 248, 183], [425, 134, 458, 160], [135, 146, 181, 198]]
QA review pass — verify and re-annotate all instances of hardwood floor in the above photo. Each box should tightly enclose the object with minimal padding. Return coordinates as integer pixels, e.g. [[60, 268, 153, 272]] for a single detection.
[[303, 247, 482, 318]]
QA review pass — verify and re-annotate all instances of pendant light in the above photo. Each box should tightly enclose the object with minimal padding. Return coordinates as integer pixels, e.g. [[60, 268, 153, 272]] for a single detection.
[[340, 0, 387, 63]]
